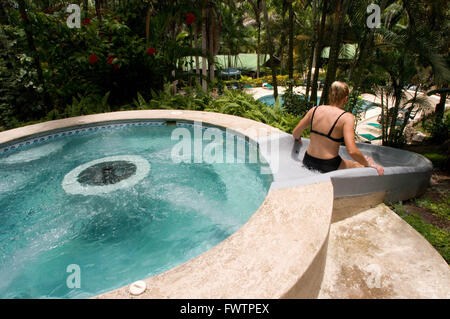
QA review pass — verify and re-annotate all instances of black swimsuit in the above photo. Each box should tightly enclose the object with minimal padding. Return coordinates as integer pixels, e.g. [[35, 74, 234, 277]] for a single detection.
[[303, 106, 347, 173]]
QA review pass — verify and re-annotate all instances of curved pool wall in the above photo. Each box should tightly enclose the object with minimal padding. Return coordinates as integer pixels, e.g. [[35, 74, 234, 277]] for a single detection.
[[260, 132, 432, 202], [0, 110, 433, 299]]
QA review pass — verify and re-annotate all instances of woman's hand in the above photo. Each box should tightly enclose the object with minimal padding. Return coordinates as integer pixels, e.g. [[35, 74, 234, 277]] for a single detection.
[[292, 137, 302, 155], [364, 155, 384, 176], [372, 163, 384, 176]]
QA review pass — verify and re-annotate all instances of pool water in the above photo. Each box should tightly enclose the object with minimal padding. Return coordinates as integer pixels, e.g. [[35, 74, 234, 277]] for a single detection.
[[257, 94, 320, 107], [257, 94, 377, 112], [0, 123, 272, 298]]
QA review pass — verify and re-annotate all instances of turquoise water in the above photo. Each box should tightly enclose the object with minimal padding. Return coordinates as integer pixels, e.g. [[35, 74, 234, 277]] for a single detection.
[[258, 94, 377, 112], [0, 124, 272, 298]]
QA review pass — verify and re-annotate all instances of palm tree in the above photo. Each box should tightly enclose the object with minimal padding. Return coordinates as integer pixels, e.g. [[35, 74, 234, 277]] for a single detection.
[[320, 0, 350, 106], [201, 0, 208, 91], [199, 0, 222, 91], [305, 0, 318, 99], [220, 2, 250, 68], [370, 1, 449, 146], [248, 0, 262, 78], [262, 0, 279, 100], [311, 0, 328, 106], [403, 0, 450, 141], [287, 0, 294, 80]]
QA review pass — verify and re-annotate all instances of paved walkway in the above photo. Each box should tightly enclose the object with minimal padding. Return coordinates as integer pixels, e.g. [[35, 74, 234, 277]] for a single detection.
[[319, 203, 450, 298]]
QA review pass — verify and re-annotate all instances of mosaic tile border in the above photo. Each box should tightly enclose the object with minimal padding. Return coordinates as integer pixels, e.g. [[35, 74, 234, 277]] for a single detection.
[[0, 120, 258, 156], [0, 121, 166, 156]]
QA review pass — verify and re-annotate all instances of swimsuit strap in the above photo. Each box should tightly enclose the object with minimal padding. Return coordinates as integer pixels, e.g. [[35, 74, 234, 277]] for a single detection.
[[310, 105, 320, 131], [310, 106, 346, 143], [327, 111, 347, 137]]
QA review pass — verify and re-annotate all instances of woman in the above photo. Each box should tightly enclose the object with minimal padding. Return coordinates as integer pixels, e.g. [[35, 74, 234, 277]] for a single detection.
[[292, 81, 384, 175]]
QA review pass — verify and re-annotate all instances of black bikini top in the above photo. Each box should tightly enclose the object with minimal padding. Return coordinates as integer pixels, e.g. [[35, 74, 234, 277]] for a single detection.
[[310, 105, 346, 143]]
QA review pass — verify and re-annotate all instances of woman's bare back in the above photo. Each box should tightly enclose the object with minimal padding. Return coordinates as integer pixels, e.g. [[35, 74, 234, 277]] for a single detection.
[[307, 105, 350, 159]]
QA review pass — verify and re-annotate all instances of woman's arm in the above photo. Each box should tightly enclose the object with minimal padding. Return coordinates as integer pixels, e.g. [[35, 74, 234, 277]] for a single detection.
[[342, 115, 384, 175], [292, 107, 314, 141]]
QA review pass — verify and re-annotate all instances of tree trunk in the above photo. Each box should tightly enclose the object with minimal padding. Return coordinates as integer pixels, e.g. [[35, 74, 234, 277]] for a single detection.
[[287, 0, 294, 80], [194, 23, 201, 84], [262, 0, 278, 100], [305, 43, 314, 98], [256, 20, 261, 78], [381, 88, 386, 144], [145, 4, 152, 44], [208, 9, 215, 84], [320, 0, 348, 106], [400, 86, 419, 136], [435, 90, 447, 124], [433, 86, 448, 140], [95, 0, 102, 22], [249, 0, 262, 79], [311, 0, 327, 106], [306, 0, 318, 99], [387, 80, 403, 145], [201, 0, 208, 92]]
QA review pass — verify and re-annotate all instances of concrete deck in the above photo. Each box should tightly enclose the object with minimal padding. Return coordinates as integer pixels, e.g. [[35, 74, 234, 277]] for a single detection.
[[319, 203, 450, 299]]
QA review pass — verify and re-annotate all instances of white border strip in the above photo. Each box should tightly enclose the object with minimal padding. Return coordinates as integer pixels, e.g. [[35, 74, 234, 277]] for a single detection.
[[62, 155, 150, 195]]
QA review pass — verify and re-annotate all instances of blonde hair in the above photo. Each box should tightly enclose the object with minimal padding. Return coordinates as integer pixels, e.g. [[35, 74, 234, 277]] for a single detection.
[[329, 81, 350, 105]]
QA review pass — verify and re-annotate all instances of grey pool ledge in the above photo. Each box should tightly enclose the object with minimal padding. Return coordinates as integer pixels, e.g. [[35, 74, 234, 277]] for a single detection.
[[258, 132, 433, 203], [1, 110, 446, 299]]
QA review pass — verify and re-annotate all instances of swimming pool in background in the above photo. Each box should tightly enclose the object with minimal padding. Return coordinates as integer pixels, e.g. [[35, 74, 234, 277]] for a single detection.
[[0, 122, 272, 298], [257, 94, 320, 107], [257, 94, 377, 112]]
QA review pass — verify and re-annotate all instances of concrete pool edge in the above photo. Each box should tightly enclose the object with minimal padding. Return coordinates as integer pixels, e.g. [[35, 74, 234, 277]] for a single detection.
[[96, 182, 334, 299], [0, 110, 445, 298]]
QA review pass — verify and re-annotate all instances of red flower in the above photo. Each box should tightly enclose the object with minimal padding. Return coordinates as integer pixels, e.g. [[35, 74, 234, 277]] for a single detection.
[[89, 54, 98, 64], [107, 55, 116, 64], [147, 47, 156, 55], [185, 13, 195, 25], [82, 18, 91, 26], [20, 13, 28, 21], [44, 8, 53, 14]]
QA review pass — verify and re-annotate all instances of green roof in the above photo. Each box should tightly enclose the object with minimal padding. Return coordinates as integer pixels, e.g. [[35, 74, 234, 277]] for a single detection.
[[180, 53, 270, 71], [321, 44, 358, 60]]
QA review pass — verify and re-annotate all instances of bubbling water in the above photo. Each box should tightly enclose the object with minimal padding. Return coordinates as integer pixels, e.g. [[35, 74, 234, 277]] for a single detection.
[[0, 124, 272, 298]]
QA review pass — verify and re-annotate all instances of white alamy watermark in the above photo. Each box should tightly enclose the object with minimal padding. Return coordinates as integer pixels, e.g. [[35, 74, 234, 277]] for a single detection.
[[66, 4, 81, 29], [364, 263, 382, 289], [66, 4, 381, 30], [367, 4, 381, 29], [66, 264, 81, 289], [170, 121, 279, 174]]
